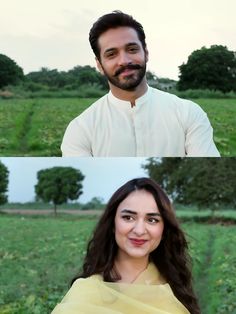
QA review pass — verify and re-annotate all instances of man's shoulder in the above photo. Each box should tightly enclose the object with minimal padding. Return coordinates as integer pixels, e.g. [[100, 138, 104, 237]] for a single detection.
[[71, 92, 109, 124], [150, 87, 199, 109], [150, 87, 178, 99], [82, 93, 109, 114]]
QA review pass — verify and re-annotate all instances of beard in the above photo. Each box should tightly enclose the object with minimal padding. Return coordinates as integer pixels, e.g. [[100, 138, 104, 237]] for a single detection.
[[101, 62, 147, 91]]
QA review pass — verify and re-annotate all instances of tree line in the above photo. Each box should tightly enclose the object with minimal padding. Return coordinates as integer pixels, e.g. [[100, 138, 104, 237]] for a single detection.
[[143, 158, 236, 211], [1, 44, 236, 93], [0, 159, 236, 215]]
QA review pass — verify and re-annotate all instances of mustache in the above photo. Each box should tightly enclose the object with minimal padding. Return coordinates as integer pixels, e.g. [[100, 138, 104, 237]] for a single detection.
[[114, 64, 142, 76]]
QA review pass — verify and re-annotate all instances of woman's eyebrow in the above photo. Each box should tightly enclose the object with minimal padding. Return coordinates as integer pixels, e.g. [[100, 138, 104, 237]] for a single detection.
[[120, 209, 137, 215], [146, 213, 161, 217], [120, 209, 161, 216]]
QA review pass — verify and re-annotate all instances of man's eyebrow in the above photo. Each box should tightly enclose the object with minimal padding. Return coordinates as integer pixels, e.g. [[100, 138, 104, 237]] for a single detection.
[[104, 47, 116, 54], [104, 42, 140, 54], [120, 209, 161, 216], [126, 42, 140, 47]]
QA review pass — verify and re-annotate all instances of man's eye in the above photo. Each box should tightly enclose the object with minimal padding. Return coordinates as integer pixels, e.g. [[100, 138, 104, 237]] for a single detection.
[[106, 52, 116, 58], [128, 47, 139, 53]]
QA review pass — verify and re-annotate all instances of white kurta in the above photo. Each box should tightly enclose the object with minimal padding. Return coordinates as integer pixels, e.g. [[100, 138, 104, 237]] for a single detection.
[[61, 87, 220, 157]]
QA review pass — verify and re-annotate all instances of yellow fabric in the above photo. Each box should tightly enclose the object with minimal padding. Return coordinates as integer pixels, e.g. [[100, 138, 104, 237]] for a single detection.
[[51, 263, 190, 314]]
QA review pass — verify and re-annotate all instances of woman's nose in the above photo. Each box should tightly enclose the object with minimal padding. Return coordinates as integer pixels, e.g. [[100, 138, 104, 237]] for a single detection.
[[133, 220, 146, 235]]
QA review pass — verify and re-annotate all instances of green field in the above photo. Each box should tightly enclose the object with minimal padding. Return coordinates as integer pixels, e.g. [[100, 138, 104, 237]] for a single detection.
[[0, 98, 235, 156], [0, 215, 235, 314]]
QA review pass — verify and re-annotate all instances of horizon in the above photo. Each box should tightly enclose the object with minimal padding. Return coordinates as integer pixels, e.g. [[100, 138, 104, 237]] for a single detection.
[[1, 0, 236, 80]]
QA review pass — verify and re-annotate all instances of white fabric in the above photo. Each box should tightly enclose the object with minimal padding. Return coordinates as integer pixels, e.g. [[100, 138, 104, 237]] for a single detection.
[[61, 87, 220, 157]]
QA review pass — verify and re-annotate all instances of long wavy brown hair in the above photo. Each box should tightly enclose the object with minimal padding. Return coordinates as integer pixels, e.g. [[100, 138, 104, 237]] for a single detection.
[[72, 178, 200, 314]]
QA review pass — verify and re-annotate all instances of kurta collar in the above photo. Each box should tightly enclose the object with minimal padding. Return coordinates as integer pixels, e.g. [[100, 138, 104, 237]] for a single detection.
[[108, 86, 151, 110]]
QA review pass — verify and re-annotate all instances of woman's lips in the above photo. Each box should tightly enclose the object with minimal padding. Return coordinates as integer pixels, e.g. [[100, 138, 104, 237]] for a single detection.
[[129, 238, 148, 246]]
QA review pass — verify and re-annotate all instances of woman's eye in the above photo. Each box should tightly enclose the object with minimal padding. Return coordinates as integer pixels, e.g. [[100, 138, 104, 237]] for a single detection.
[[122, 215, 134, 221], [148, 218, 159, 224]]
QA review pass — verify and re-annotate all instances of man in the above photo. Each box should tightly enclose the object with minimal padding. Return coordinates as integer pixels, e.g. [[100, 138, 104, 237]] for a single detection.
[[61, 11, 220, 157]]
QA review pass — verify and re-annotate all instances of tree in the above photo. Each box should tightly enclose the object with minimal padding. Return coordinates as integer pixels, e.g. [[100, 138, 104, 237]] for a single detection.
[[26, 65, 108, 90], [177, 45, 236, 92], [82, 196, 105, 210], [26, 67, 67, 88], [0, 54, 24, 88], [67, 65, 108, 89], [35, 167, 84, 215], [143, 158, 236, 211], [0, 161, 9, 205]]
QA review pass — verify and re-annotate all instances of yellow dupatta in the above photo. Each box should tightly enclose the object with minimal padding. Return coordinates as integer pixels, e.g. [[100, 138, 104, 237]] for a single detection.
[[51, 263, 190, 314]]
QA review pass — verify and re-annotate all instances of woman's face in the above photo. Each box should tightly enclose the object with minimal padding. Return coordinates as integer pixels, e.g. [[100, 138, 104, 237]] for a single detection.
[[114, 189, 164, 261]]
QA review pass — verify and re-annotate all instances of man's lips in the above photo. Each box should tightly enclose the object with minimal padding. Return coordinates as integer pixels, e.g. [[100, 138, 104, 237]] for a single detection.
[[120, 69, 136, 77], [114, 64, 141, 76], [129, 238, 148, 246]]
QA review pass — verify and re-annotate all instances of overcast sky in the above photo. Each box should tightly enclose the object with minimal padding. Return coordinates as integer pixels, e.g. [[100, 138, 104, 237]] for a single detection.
[[0, 157, 148, 203], [1, 0, 235, 80]]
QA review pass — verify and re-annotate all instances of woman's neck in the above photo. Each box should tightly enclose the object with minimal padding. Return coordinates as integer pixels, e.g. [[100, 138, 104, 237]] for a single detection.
[[114, 255, 149, 283]]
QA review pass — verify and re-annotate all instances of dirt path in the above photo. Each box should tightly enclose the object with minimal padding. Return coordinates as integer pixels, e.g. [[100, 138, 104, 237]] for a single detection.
[[18, 102, 35, 153], [0, 209, 103, 216], [195, 227, 214, 313]]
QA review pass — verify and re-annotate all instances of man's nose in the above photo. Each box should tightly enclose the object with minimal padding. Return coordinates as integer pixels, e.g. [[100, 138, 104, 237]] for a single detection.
[[117, 51, 132, 66], [133, 220, 146, 236]]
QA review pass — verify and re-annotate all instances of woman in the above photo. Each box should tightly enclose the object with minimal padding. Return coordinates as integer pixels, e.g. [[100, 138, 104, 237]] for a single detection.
[[52, 178, 200, 314]]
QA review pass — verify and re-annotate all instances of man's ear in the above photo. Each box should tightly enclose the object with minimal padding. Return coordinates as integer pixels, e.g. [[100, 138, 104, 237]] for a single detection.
[[96, 57, 104, 75], [145, 47, 149, 63]]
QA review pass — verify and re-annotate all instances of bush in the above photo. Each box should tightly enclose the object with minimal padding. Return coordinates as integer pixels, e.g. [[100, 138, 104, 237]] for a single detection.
[[171, 89, 236, 99]]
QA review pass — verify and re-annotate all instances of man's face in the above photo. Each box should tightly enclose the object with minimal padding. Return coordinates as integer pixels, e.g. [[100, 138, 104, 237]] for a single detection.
[[96, 27, 148, 91]]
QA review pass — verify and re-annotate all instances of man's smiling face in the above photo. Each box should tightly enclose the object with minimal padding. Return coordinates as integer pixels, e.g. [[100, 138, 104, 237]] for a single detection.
[[96, 26, 148, 91]]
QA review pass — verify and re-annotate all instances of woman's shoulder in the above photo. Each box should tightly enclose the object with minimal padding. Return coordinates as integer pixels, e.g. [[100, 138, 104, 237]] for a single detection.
[[72, 274, 103, 285]]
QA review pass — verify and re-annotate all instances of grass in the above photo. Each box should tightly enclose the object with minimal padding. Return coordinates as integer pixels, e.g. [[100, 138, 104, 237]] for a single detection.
[[0, 98, 94, 156], [0, 214, 236, 314], [194, 99, 236, 156], [0, 97, 235, 156]]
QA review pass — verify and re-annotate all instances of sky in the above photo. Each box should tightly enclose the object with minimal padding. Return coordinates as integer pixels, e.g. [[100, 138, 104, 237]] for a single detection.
[[0, 157, 149, 203], [1, 0, 236, 80]]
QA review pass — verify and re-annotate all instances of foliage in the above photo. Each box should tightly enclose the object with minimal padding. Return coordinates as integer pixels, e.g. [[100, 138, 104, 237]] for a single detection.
[[81, 197, 105, 210], [0, 215, 236, 313], [35, 167, 85, 215], [177, 45, 236, 92], [26, 65, 108, 91], [0, 98, 93, 156], [172, 89, 236, 99], [0, 216, 96, 313], [0, 54, 24, 88], [0, 201, 104, 211], [0, 83, 107, 99], [187, 224, 236, 313], [0, 161, 9, 205], [143, 158, 236, 210]]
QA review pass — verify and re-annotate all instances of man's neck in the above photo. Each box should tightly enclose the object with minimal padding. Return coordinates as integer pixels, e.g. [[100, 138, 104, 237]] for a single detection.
[[109, 80, 148, 107]]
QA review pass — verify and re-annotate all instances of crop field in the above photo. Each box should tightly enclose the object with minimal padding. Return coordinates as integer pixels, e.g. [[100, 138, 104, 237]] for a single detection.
[[0, 98, 235, 156], [0, 215, 235, 314]]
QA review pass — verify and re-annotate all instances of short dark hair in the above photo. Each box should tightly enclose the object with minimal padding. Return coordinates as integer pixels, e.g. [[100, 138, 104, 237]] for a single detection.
[[89, 11, 147, 60], [72, 177, 200, 314]]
